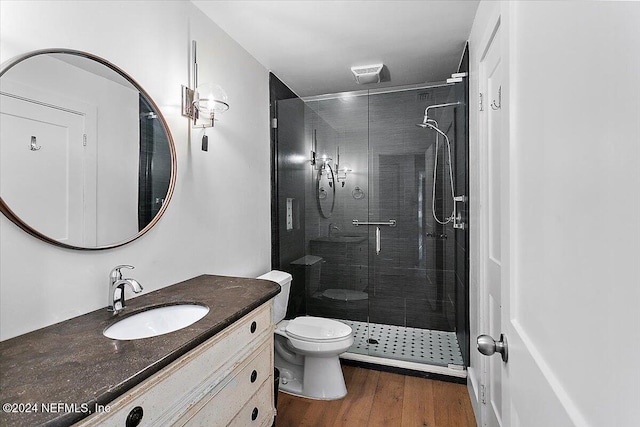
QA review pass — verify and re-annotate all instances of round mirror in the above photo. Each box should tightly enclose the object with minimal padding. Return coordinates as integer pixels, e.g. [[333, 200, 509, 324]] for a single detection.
[[317, 164, 335, 218], [0, 49, 176, 249]]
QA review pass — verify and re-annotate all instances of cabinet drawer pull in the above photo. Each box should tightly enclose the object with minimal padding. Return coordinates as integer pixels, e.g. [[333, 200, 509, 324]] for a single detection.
[[250, 369, 258, 383], [250, 321, 257, 333], [251, 407, 259, 421], [126, 406, 144, 427]]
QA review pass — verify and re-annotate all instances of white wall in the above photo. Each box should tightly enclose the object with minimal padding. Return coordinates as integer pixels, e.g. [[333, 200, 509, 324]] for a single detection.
[[468, 1, 640, 425], [0, 0, 271, 340]]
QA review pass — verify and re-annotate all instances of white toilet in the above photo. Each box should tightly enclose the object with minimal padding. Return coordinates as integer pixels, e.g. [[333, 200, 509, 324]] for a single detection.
[[258, 270, 353, 400]]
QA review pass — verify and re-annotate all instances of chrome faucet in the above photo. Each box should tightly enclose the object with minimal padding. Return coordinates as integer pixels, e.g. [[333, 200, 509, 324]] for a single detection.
[[108, 265, 143, 315], [328, 223, 340, 236]]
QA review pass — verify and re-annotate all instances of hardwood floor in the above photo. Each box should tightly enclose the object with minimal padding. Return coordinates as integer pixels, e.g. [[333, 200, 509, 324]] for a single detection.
[[275, 365, 476, 427]]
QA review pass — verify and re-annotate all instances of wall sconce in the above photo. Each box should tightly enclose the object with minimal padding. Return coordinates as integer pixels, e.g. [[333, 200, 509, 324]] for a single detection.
[[181, 40, 229, 151], [319, 154, 332, 171], [334, 147, 352, 187], [309, 129, 319, 167], [308, 134, 352, 186], [336, 164, 352, 186], [309, 129, 334, 171]]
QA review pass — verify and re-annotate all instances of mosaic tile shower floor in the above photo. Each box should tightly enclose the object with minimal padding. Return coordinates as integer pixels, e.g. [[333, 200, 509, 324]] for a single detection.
[[339, 319, 464, 367]]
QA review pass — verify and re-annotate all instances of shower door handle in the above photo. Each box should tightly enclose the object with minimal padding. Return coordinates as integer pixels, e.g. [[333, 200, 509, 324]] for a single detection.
[[352, 219, 395, 255]]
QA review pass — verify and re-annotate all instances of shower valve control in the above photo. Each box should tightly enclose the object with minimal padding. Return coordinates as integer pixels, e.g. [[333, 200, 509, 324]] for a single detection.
[[454, 214, 466, 230]]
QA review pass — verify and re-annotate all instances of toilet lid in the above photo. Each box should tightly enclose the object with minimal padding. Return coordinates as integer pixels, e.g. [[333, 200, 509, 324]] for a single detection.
[[285, 317, 352, 341]]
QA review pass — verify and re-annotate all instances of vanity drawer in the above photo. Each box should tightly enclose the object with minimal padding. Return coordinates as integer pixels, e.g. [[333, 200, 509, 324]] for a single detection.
[[179, 341, 273, 426], [228, 379, 274, 427], [75, 303, 273, 427]]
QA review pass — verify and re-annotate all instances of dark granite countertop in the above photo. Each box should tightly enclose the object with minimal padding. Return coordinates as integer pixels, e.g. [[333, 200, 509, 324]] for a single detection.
[[0, 275, 280, 427]]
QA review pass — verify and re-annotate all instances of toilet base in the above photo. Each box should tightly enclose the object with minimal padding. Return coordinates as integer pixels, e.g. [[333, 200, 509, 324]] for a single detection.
[[275, 352, 347, 400], [302, 354, 347, 399], [277, 366, 304, 396]]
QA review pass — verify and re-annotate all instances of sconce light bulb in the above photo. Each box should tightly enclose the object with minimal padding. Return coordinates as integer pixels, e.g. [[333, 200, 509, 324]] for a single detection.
[[194, 83, 229, 118]]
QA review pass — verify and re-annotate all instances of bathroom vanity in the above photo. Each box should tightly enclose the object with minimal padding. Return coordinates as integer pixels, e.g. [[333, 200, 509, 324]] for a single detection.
[[0, 275, 280, 427]]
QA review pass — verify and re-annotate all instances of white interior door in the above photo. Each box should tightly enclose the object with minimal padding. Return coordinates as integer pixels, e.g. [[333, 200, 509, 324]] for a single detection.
[[478, 20, 506, 427], [0, 94, 87, 246], [476, 5, 586, 427]]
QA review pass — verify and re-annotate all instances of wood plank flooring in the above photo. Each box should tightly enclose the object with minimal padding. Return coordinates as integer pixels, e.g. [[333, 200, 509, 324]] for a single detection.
[[276, 365, 476, 427]]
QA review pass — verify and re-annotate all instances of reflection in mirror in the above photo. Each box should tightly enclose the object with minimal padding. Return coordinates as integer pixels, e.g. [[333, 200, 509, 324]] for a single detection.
[[317, 163, 335, 218], [0, 50, 176, 249]]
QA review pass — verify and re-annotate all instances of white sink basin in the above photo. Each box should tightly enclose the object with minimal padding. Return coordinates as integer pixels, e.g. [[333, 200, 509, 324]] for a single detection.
[[103, 304, 209, 340]]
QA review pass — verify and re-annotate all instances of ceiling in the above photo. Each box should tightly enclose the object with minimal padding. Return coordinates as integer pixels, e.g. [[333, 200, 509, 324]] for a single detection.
[[192, 1, 479, 97]]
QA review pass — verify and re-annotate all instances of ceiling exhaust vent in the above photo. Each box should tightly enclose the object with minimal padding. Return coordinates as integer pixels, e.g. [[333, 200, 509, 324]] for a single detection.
[[351, 64, 384, 85]]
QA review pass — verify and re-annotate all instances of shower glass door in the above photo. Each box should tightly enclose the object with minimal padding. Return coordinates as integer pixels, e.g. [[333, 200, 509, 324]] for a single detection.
[[304, 94, 370, 330], [298, 82, 468, 369], [365, 84, 466, 367]]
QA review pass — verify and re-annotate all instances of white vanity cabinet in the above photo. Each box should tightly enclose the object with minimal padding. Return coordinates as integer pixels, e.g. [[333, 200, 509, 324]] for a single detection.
[[75, 302, 275, 427]]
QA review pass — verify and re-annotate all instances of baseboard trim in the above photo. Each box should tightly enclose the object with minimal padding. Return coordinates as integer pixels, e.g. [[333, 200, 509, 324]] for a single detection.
[[467, 367, 482, 424]]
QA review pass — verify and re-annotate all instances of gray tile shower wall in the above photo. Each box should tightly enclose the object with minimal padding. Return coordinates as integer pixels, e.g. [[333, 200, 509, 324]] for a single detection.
[[270, 73, 307, 319], [275, 97, 306, 267]]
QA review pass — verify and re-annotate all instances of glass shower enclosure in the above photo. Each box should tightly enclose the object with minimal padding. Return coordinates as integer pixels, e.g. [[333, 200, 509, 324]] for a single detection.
[[272, 77, 469, 376]]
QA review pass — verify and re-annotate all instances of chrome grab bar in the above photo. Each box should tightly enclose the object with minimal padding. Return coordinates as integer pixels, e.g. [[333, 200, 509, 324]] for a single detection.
[[352, 219, 396, 227]]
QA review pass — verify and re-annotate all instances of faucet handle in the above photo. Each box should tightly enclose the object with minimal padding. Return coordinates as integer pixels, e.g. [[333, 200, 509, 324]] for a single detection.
[[110, 265, 134, 280]]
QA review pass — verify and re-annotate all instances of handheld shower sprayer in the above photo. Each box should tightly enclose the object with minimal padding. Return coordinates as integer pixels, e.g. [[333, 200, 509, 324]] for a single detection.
[[415, 101, 462, 226]]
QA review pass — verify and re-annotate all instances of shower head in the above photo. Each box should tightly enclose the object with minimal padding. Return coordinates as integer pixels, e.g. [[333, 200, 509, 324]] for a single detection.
[[416, 117, 438, 130], [420, 102, 462, 129], [417, 120, 449, 140]]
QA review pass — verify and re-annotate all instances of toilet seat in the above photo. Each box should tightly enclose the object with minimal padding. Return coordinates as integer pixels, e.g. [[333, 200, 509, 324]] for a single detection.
[[285, 317, 352, 343]]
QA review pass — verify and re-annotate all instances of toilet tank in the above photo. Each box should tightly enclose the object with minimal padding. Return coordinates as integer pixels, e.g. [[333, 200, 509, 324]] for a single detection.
[[257, 270, 292, 324]]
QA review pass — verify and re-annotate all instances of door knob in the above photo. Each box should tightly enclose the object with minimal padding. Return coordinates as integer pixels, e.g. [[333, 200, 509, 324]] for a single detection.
[[477, 333, 508, 362]]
